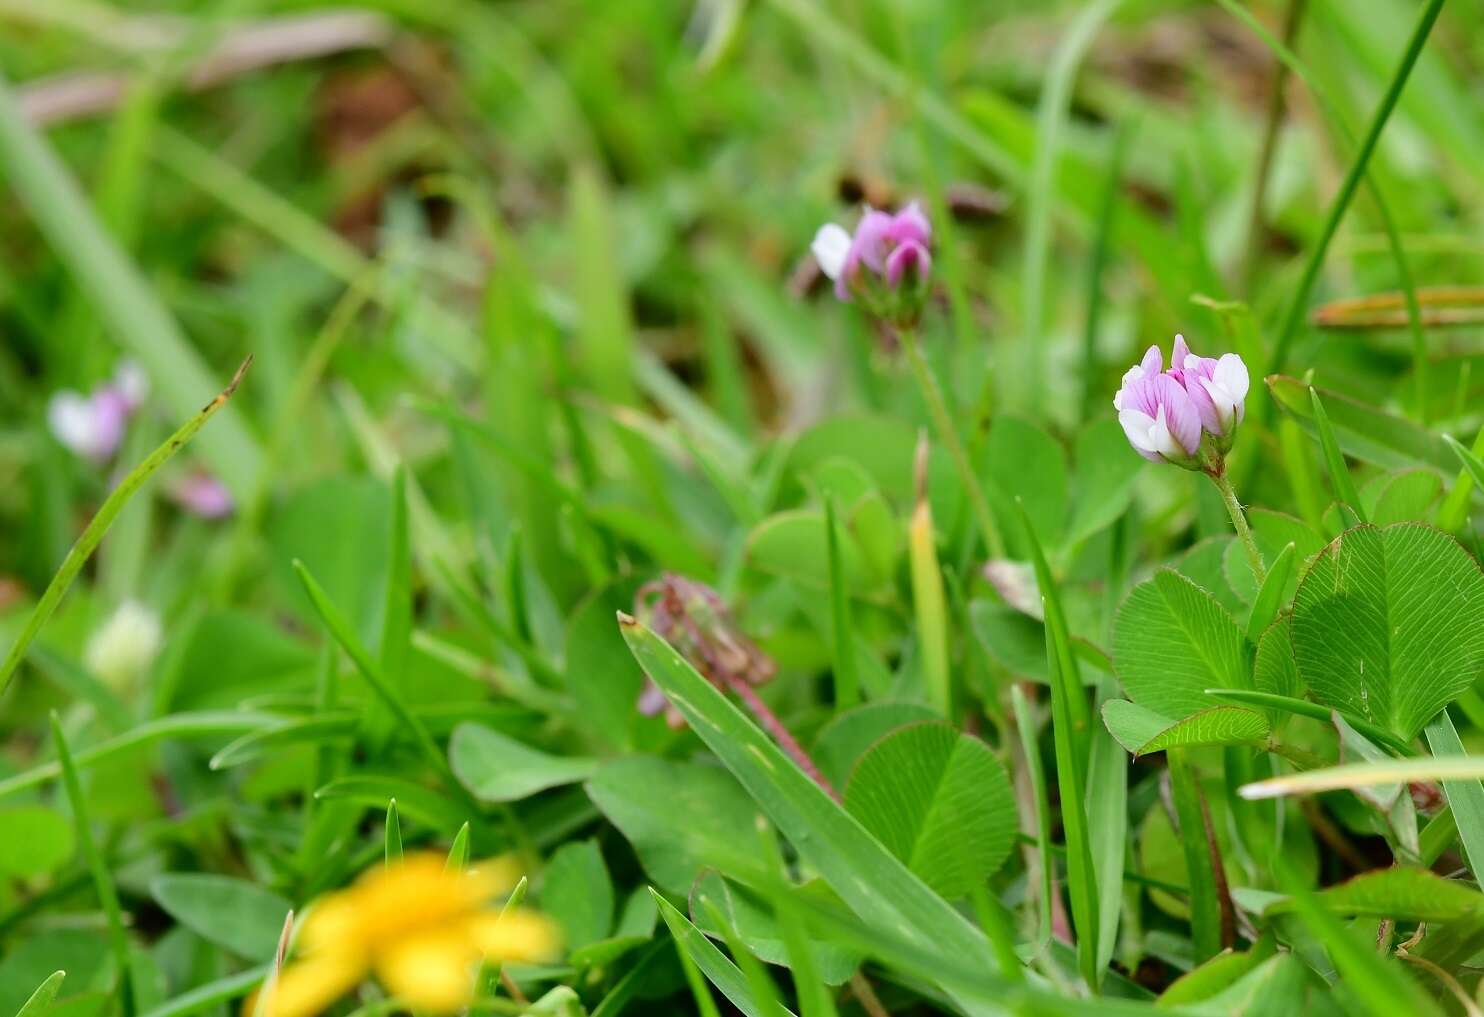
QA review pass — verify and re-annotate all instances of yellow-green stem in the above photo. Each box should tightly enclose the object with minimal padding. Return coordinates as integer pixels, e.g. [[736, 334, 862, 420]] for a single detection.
[[1210, 469, 1266, 587]]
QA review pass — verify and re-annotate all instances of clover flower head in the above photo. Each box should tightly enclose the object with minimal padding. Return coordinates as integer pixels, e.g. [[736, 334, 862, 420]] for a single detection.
[[84, 600, 163, 691], [812, 202, 933, 324], [1114, 335, 1250, 468], [46, 361, 150, 463]]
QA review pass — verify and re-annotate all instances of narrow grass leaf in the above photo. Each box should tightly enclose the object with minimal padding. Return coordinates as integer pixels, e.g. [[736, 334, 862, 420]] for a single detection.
[[824, 495, 859, 710], [653, 891, 796, 1017], [0, 359, 251, 698], [384, 799, 403, 864], [1423, 711, 1484, 882], [1308, 389, 1366, 522], [52, 713, 132, 1015], [15, 972, 65, 1017]]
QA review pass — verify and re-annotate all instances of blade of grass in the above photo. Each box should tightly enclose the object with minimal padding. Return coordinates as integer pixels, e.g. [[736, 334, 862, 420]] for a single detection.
[[1204, 689, 1414, 755], [1423, 712, 1484, 882], [1021, 0, 1121, 414], [823, 495, 859, 710], [1440, 432, 1484, 531], [1086, 685, 1127, 981], [1273, 857, 1442, 1016], [0, 359, 251, 699], [135, 966, 271, 1017], [294, 561, 477, 813], [1240, 756, 1484, 799], [366, 467, 413, 751], [1167, 749, 1223, 963], [445, 821, 470, 870], [1309, 388, 1367, 523], [756, 821, 837, 1017], [1012, 685, 1055, 954], [1279, 417, 1328, 533], [385, 799, 403, 864], [1044, 617, 1100, 989], [1016, 502, 1091, 769], [1246, 542, 1297, 642], [908, 465, 951, 716], [0, 74, 260, 494], [52, 713, 133, 1016], [1263, 0, 1447, 379], [1082, 119, 1133, 417], [15, 972, 66, 1017], [654, 891, 796, 1017], [698, 897, 788, 1017], [617, 616, 999, 994]]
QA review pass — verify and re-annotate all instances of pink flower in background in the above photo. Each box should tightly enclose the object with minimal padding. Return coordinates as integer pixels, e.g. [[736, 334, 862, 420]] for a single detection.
[[1113, 345, 1202, 466], [46, 360, 150, 463], [48, 389, 130, 462], [172, 473, 234, 519], [812, 202, 932, 301], [1167, 334, 1249, 438]]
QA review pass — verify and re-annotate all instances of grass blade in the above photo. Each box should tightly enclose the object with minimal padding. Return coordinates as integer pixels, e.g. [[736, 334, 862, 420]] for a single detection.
[[824, 495, 859, 710], [617, 615, 998, 1000], [1240, 756, 1484, 799], [1167, 749, 1223, 963], [1045, 621, 1100, 988], [294, 561, 475, 813], [908, 475, 951, 716], [1012, 685, 1055, 952], [1021, 0, 1121, 412], [1203, 688, 1414, 755], [1264, 0, 1447, 378], [15, 972, 66, 1017], [0, 359, 251, 699], [0, 75, 261, 494], [1309, 388, 1367, 523], [1246, 542, 1297, 641], [52, 713, 133, 1015], [653, 891, 796, 1017], [445, 821, 470, 871], [1423, 712, 1484, 882], [385, 798, 403, 864]]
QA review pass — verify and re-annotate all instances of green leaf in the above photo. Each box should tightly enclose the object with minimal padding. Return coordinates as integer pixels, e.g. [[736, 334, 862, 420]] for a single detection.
[[1085, 690, 1128, 978], [746, 511, 874, 590], [969, 601, 1048, 682], [982, 416, 1066, 550], [1112, 569, 1253, 720], [449, 724, 597, 803], [1292, 523, 1484, 739], [1155, 938, 1274, 1008], [1265, 867, 1484, 922], [653, 891, 798, 1017], [842, 721, 1016, 898], [1267, 376, 1455, 474], [151, 875, 292, 962], [542, 840, 613, 951], [209, 715, 356, 771], [810, 702, 939, 790], [1100, 700, 1269, 757], [1065, 419, 1144, 546], [617, 617, 997, 994], [14, 972, 66, 1017], [586, 757, 761, 895], [0, 806, 74, 877]]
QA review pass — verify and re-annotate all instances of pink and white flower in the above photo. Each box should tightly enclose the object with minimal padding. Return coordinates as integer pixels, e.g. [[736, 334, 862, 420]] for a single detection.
[[812, 202, 933, 303], [1113, 344, 1203, 466], [1113, 336, 1251, 467], [46, 360, 150, 463]]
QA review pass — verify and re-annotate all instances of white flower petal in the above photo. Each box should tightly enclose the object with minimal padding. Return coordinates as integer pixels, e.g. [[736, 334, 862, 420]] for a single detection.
[[48, 392, 99, 457], [810, 223, 852, 280], [1118, 408, 1159, 454]]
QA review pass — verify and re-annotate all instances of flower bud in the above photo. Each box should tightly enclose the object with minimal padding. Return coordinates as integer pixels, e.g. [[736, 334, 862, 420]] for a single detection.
[[812, 202, 933, 325]]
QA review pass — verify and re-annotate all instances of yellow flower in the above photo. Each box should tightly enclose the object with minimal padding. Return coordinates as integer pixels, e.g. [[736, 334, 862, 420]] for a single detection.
[[261, 854, 559, 1017]]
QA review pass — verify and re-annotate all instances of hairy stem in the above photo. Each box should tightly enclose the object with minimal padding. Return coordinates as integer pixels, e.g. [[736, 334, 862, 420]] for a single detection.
[[1209, 468, 1266, 587]]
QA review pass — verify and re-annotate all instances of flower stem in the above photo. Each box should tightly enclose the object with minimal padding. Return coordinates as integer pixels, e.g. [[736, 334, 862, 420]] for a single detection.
[[721, 671, 840, 801], [898, 327, 1006, 559], [1209, 469, 1266, 586]]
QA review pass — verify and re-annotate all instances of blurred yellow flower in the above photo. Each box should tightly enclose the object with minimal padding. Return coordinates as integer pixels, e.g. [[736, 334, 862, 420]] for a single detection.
[[260, 854, 559, 1017]]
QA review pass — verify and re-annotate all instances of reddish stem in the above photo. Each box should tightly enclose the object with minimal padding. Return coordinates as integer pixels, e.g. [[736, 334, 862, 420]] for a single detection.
[[720, 672, 840, 802]]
